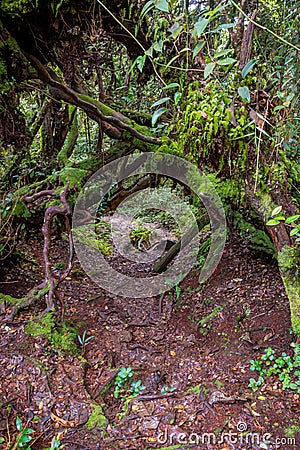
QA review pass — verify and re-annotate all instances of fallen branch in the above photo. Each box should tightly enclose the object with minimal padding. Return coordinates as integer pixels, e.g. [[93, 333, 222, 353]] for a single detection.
[[42, 183, 72, 311]]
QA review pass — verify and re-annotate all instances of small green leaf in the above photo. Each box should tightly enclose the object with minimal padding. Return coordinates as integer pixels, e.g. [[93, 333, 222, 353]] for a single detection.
[[271, 205, 283, 217], [214, 48, 233, 58], [241, 59, 258, 78], [151, 97, 170, 108], [137, 55, 146, 72], [290, 228, 300, 236], [155, 0, 169, 12], [16, 417, 22, 432], [151, 107, 167, 126], [174, 91, 181, 104], [204, 62, 215, 79], [213, 23, 235, 30], [130, 55, 146, 74], [193, 41, 205, 59], [266, 219, 280, 226], [217, 57, 236, 66], [0, 438, 5, 443], [193, 17, 210, 37], [285, 215, 300, 224], [168, 22, 183, 39], [145, 46, 153, 57], [238, 86, 250, 102], [162, 82, 180, 90]]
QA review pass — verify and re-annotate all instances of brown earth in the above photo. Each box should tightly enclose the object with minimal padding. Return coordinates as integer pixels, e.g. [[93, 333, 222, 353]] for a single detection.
[[0, 231, 299, 450]]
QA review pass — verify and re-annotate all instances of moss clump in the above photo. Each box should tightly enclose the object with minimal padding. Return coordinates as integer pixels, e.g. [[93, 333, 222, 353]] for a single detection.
[[25, 312, 79, 355], [285, 425, 300, 438], [278, 246, 300, 334], [58, 167, 88, 189], [72, 222, 113, 256], [58, 107, 78, 166], [86, 404, 107, 430]]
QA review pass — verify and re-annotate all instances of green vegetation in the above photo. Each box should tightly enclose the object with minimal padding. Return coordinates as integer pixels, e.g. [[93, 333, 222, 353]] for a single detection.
[[189, 305, 223, 335], [114, 366, 146, 399], [25, 312, 79, 355], [77, 330, 94, 355], [72, 221, 113, 256], [129, 225, 152, 250], [249, 344, 300, 393], [86, 404, 107, 430]]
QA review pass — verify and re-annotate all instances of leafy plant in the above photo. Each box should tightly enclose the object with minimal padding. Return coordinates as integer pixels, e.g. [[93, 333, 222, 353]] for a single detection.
[[114, 366, 146, 399], [249, 344, 300, 392], [44, 434, 65, 450], [161, 385, 176, 394]]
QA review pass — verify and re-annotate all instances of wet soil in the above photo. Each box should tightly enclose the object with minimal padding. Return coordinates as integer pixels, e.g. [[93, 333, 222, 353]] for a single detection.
[[0, 231, 299, 449]]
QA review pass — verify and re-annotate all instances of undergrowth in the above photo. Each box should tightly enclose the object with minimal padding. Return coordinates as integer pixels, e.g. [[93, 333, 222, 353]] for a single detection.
[[25, 312, 79, 355]]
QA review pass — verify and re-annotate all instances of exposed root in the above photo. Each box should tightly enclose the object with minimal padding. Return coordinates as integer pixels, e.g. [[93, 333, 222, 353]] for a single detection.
[[5, 183, 74, 320]]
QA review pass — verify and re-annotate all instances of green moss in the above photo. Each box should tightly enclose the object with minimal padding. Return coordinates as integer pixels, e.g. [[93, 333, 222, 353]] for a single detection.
[[72, 222, 113, 256], [25, 312, 79, 355], [12, 199, 31, 218], [74, 157, 102, 172], [233, 212, 275, 256], [0, 292, 24, 305], [25, 312, 55, 339], [0, 0, 34, 16], [78, 94, 128, 121], [58, 107, 78, 166], [278, 246, 300, 334], [86, 404, 107, 430]]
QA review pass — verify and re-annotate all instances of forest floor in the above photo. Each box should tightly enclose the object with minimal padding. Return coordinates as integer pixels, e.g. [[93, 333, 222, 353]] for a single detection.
[[0, 228, 299, 450]]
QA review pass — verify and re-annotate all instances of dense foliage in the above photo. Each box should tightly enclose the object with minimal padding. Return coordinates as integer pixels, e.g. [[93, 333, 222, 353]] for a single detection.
[[0, 0, 299, 330]]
